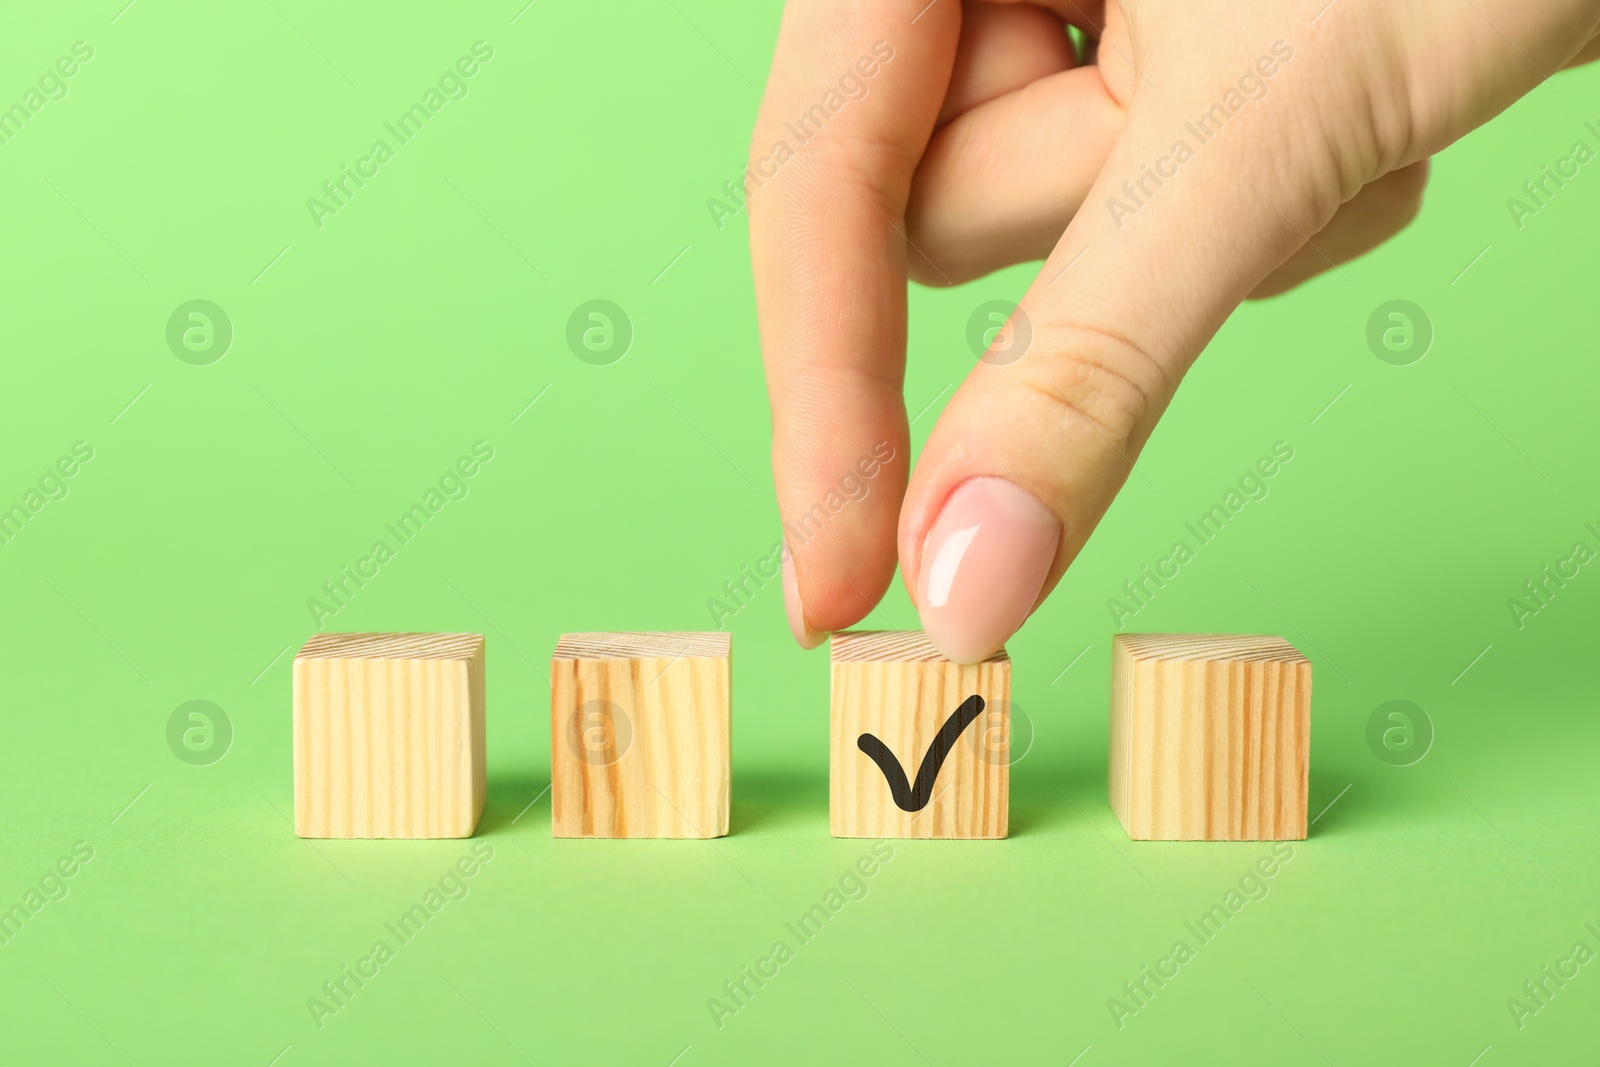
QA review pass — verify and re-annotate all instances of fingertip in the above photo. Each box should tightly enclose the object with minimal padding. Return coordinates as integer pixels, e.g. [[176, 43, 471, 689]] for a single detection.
[[912, 477, 1060, 663], [782, 543, 828, 650]]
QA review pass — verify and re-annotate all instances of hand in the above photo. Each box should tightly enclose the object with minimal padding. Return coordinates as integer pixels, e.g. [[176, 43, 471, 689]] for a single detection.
[[751, 0, 1600, 662]]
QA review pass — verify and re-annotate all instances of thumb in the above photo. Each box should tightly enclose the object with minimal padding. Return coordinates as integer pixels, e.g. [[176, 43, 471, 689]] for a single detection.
[[901, 51, 1329, 662]]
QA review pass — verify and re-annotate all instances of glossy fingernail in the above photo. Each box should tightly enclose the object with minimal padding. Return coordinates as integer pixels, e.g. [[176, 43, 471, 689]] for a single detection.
[[917, 478, 1059, 663], [781, 540, 826, 650]]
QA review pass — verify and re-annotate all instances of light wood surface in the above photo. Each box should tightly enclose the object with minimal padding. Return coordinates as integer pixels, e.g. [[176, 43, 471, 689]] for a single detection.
[[830, 630, 1009, 839], [550, 631, 730, 839], [293, 632, 486, 839], [1109, 633, 1311, 841]]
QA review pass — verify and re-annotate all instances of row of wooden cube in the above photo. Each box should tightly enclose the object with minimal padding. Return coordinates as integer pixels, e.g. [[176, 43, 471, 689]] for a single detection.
[[293, 631, 1310, 841]]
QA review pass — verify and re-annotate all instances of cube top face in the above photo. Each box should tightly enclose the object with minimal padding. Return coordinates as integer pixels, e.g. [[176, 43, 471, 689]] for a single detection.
[[293, 633, 486, 840], [552, 631, 729, 661], [297, 632, 484, 662], [550, 632, 730, 839], [831, 629, 1010, 666], [1117, 633, 1308, 665], [830, 631, 1010, 840], [1109, 633, 1311, 842]]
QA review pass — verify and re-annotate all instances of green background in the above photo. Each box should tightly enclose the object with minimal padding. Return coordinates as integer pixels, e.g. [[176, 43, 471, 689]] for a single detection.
[[1, 2, 1596, 1064]]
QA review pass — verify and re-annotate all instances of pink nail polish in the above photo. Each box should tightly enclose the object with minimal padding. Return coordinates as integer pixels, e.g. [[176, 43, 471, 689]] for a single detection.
[[782, 541, 825, 650], [917, 478, 1059, 663]]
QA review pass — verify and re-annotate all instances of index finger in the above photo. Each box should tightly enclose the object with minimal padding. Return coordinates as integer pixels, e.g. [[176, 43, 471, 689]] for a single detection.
[[749, 0, 959, 648]]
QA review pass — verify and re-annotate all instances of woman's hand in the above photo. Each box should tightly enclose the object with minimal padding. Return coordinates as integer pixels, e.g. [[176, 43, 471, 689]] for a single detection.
[[750, 0, 1600, 661]]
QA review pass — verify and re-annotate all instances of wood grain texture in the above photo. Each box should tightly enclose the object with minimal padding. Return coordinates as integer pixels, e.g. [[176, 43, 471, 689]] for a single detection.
[[830, 631, 1009, 839], [550, 632, 730, 839], [1109, 633, 1311, 841], [293, 632, 486, 839]]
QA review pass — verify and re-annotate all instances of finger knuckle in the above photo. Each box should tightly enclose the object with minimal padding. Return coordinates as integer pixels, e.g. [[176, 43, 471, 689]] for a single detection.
[[1020, 325, 1169, 452], [747, 127, 912, 225]]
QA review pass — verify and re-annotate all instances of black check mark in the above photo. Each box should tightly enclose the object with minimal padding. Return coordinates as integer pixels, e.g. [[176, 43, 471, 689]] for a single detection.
[[856, 695, 985, 813]]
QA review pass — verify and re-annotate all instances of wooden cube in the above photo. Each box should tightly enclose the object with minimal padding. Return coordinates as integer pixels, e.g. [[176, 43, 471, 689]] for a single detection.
[[1109, 633, 1311, 841], [550, 632, 730, 838], [830, 631, 1010, 839], [293, 633, 486, 839]]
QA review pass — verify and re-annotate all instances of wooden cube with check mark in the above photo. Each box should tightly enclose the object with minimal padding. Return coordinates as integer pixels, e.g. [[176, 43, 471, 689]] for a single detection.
[[830, 631, 1010, 839], [550, 632, 731, 839]]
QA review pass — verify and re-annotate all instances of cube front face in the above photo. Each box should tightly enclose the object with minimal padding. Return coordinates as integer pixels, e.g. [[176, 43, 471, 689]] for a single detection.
[[293, 633, 486, 839], [1109, 634, 1310, 841], [830, 631, 1009, 840], [550, 632, 730, 839]]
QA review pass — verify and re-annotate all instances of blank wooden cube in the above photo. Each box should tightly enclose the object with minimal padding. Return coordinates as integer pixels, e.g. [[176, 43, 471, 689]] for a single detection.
[[294, 633, 486, 839], [1109, 633, 1311, 841], [830, 631, 1009, 839], [550, 632, 730, 839]]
